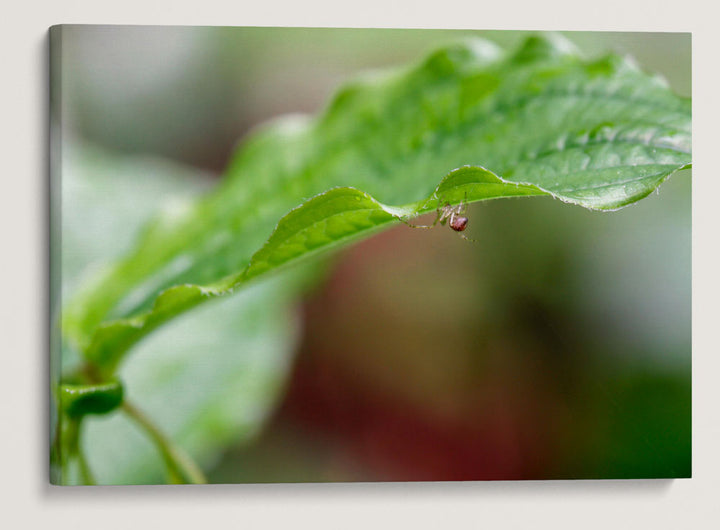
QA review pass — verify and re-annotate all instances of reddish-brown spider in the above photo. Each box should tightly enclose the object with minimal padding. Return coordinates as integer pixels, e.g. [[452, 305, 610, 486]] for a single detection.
[[401, 194, 477, 242]]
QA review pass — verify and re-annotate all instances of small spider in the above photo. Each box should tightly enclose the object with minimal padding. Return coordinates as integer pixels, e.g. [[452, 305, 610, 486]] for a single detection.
[[400, 194, 477, 242]]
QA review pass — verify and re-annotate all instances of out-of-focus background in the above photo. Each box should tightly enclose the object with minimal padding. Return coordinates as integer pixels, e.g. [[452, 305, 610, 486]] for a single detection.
[[57, 27, 691, 482]]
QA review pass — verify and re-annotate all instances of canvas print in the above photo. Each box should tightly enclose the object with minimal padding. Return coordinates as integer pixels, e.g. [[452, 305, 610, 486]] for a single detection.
[[49, 26, 691, 485]]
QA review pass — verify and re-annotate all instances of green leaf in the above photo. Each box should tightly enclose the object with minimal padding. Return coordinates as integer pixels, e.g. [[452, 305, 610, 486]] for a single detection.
[[63, 34, 691, 376], [82, 274, 304, 484], [56, 143, 309, 484], [59, 143, 215, 297], [60, 381, 124, 418]]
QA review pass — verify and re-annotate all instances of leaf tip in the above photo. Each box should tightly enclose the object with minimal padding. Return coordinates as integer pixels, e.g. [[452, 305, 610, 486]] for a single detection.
[[511, 33, 580, 63], [420, 38, 503, 76]]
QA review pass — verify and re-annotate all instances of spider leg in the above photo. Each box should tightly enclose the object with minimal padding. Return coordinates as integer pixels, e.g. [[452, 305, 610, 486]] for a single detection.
[[456, 232, 479, 243], [459, 192, 469, 215], [438, 204, 452, 225], [399, 209, 441, 229]]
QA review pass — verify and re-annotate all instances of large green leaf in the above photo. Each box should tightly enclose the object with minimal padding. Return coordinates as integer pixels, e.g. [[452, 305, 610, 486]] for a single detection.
[[63, 34, 691, 377]]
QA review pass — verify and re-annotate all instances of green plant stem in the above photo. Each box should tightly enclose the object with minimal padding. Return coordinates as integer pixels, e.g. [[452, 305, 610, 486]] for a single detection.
[[76, 435, 96, 486], [54, 415, 95, 485], [121, 400, 207, 485], [58, 415, 77, 485]]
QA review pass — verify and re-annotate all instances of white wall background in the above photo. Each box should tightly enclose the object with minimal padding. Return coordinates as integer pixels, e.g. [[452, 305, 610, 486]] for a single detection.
[[2, 0, 717, 528]]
